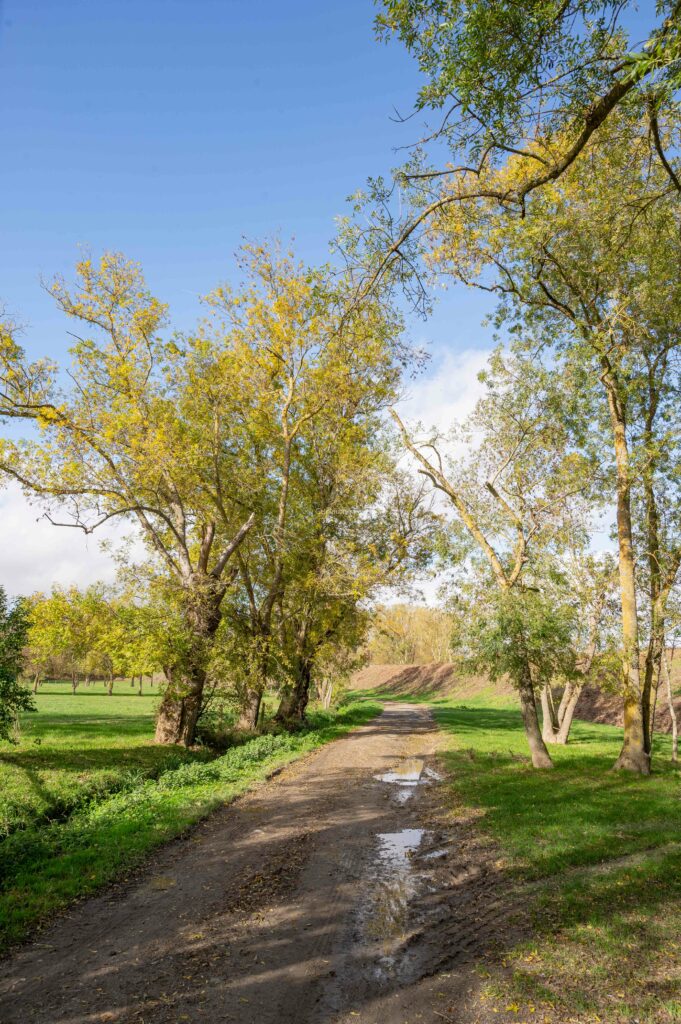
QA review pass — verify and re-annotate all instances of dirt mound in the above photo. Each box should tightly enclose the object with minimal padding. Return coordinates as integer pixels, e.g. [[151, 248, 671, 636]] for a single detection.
[[351, 662, 681, 735], [577, 682, 681, 734]]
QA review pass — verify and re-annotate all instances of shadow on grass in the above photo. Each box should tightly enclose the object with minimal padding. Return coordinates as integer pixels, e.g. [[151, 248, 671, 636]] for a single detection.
[[434, 703, 680, 882], [500, 844, 681, 1020]]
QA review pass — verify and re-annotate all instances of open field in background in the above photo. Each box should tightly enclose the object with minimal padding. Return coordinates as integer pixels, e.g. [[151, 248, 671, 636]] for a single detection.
[[0, 681, 380, 951], [353, 670, 681, 1024]]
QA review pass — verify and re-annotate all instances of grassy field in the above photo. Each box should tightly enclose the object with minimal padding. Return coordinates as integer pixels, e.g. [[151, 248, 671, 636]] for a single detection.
[[0, 679, 203, 837], [0, 682, 380, 952], [429, 695, 681, 1024]]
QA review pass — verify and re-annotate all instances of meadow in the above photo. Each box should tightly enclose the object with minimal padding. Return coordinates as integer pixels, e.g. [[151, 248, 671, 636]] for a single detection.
[[426, 691, 681, 1024]]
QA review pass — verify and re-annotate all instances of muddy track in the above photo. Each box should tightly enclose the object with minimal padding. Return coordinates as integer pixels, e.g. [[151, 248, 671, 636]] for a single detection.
[[0, 704, 527, 1024]]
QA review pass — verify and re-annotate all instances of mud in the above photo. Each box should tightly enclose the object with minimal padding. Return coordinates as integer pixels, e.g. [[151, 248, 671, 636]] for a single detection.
[[0, 704, 526, 1024]]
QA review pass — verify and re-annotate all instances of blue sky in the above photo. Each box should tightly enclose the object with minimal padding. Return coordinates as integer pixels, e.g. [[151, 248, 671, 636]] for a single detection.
[[0, 0, 497, 593], [0, 0, 653, 593], [0, 0, 495, 361]]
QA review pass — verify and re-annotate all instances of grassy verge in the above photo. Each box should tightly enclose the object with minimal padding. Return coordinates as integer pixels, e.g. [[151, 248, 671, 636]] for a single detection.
[[429, 696, 681, 1024], [0, 680, 206, 837], [0, 696, 379, 952]]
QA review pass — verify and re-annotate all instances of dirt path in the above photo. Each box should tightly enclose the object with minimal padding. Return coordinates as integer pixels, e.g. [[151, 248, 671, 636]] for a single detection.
[[0, 704, 523, 1024]]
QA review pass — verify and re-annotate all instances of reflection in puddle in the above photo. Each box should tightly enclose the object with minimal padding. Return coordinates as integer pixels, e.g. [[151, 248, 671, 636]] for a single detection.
[[375, 757, 424, 787], [364, 829, 425, 948], [378, 828, 425, 863]]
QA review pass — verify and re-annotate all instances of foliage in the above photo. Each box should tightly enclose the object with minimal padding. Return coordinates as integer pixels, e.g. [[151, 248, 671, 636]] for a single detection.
[[377, 2, 681, 134], [366, 602, 453, 663], [0, 244, 414, 742], [337, 3, 681, 324], [0, 588, 32, 741], [425, 111, 681, 768]]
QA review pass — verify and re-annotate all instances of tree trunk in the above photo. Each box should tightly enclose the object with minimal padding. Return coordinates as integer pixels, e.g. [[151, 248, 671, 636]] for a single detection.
[[541, 681, 582, 744], [555, 683, 582, 744], [604, 374, 649, 774], [540, 683, 559, 743], [236, 688, 263, 731], [138, 674, 143, 696], [32, 673, 40, 694], [662, 649, 678, 763], [107, 673, 114, 696], [518, 665, 553, 768], [642, 640, 659, 753], [71, 673, 78, 695], [154, 586, 224, 746], [318, 678, 334, 710], [155, 675, 204, 746], [276, 659, 312, 722]]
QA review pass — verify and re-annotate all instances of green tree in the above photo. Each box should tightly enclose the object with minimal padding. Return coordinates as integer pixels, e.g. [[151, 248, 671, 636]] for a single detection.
[[344, 1, 681, 304], [394, 349, 597, 767], [423, 115, 681, 771], [0, 588, 32, 741], [366, 603, 453, 664], [0, 257, 255, 743], [0, 245, 407, 744]]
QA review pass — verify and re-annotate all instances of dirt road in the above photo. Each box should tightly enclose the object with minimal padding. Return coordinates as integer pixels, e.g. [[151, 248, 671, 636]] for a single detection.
[[0, 704, 522, 1024]]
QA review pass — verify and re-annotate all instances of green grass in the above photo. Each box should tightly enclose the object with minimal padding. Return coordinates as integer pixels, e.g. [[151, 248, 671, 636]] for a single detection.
[[434, 699, 679, 875], [426, 694, 681, 1024], [0, 679, 205, 837], [0, 694, 379, 952]]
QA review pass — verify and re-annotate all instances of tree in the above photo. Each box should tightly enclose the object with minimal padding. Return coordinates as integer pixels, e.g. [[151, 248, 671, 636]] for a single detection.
[[0, 256, 256, 743], [366, 603, 453, 664], [342, 2, 681, 306], [393, 349, 596, 766], [197, 244, 407, 729], [0, 245, 409, 744], [422, 115, 681, 771], [272, 468, 436, 721], [538, 553, 620, 745], [27, 587, 96, 693], [0, 588, 32, 741]]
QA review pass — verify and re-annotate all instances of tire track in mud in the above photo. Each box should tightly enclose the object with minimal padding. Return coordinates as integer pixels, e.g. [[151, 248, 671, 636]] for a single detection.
[[0, 704, 527, 1024]]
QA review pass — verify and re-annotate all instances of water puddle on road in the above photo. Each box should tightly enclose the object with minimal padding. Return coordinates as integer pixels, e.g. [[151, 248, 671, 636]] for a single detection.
[[364, 828, 426, 951], [375, 757, 424, 787], [356, 758, 445, 981], [374, 756, 444, 804]]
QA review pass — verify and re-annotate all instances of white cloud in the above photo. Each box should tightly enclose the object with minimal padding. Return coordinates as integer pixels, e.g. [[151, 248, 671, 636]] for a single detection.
[[0, 483, 141, 597], [395, 347, 491, 435]]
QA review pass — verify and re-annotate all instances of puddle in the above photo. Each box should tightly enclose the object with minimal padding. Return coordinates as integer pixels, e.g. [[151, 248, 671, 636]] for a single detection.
[[363, 829, 426, 951], [375, 757, 425, 787], [378, 828, 425, 864]]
